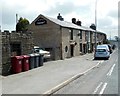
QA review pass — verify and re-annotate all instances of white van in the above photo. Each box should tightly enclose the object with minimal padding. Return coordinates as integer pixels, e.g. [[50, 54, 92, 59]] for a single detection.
[[94, 45, 110, 60]]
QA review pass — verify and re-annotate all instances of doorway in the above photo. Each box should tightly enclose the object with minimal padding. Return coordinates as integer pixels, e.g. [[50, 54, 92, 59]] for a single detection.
[[70, 45, 74, 57], [83, 44, 86, 54], [10, 43, 21, 56]]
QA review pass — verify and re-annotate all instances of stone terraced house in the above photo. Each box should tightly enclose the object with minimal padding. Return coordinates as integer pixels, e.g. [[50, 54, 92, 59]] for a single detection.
[[28, 14, 107, 60]]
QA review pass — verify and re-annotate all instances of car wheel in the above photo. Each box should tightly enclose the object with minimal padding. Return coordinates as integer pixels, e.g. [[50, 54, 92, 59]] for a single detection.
[[94, 57, 96, 60], [106, 57, 109, 60]]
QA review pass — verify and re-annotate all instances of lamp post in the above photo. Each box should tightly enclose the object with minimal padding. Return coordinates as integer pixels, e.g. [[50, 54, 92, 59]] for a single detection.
[[95, 0, 97, 49], [0, 25, 1, 32]]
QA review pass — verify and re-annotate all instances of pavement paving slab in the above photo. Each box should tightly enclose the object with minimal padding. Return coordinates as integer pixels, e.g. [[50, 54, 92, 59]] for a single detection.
[[2, 53, 99, 94]]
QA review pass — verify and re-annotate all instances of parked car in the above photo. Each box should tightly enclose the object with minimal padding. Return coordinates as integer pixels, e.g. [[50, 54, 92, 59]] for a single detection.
[[107, 44, 113, 54], [94, 45, 110, 60], [31, 46, 51, 60], [112, 44, 116, 50]]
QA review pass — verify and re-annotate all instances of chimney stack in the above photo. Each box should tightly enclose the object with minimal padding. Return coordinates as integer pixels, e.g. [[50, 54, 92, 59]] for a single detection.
[[57, 13, 64, 21], [72, 18, 76, 24], [76, 20, 82, 26]]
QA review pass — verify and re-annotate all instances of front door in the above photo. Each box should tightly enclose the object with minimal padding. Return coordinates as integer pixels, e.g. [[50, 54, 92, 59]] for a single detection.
[[70, 45, 74, 57]]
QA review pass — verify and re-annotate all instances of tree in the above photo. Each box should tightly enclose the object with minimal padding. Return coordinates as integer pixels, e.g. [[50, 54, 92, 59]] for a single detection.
[[103, 39, 110, 44], [16, 17, 30, 32], [114, 36, 119, 41], [90, 24, 96, 30]]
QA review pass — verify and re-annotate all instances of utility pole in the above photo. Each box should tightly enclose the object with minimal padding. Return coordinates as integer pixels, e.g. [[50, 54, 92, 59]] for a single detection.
[[0, 25, 1, 32], [110, 31, 111, 40], [16, 14, 18, 25], [16, 14, 18, 32], [95, 0, 97, 49]]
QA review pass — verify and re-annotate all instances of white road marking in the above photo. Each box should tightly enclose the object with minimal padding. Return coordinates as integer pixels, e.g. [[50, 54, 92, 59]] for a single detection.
[[93, 82, 103, 94], [99, 83, 107, 94], [107, 64, 116, 76]]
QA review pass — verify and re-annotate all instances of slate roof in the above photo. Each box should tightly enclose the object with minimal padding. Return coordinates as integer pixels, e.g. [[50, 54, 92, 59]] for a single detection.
[[81, 26, 95, 32], [45, 15, 95, 31], [35, 14, 106, 34]]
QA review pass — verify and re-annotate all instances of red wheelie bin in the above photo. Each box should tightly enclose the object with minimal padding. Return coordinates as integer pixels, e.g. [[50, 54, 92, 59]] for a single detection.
[[11, 56, 23, 73], [22, 55, 30, 71]]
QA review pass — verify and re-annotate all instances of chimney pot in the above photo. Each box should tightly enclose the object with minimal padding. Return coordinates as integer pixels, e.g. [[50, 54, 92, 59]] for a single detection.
[[72, 18, 76, 24]]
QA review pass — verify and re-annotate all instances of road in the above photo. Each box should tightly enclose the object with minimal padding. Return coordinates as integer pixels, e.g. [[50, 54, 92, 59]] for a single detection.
[[54, 49, 118, 95]]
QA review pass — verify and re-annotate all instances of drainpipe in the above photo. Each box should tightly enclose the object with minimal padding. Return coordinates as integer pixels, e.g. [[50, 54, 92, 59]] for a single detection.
[[60, 26, 63, 60], [88, 31, 91, 53]]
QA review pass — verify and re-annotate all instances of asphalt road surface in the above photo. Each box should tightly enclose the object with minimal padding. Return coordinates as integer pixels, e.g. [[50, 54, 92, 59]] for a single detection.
[[54, 49, 118, 95]]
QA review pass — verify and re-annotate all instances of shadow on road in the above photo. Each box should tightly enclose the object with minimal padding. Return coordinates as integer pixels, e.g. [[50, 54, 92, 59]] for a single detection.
[[92, 58, 108, 61]]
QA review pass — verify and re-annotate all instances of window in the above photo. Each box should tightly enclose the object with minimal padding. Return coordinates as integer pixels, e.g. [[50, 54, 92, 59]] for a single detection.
[[96, 49, 106, 52], [85, 32, 89, 41], [70, 29, 73, 40], [65, 46, 68, 52], [79, 30, 82, 39], [80, 43, 82, 52]]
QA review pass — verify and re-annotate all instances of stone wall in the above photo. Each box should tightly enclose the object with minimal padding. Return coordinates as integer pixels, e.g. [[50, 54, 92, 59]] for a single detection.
[[0, 32, 2, 75], [28, 15, 61, 60], [1, 31, 34, 75], [61, 27, 71, 59]]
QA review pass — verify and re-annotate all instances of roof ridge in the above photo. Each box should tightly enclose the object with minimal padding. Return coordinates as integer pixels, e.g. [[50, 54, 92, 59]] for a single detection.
[[45, 15, 86, 30], [40, 14, 103, 33]]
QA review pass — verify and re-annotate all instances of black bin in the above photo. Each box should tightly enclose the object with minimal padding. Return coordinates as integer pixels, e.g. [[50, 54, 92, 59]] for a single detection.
[[29, 54, 35, 69], [39, 54, 44, 66], [34, 53, 40, 68]]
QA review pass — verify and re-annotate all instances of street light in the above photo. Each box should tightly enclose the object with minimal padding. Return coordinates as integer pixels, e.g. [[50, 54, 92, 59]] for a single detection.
[[0, 25, 1, 32], [95, 0, 97, 49]]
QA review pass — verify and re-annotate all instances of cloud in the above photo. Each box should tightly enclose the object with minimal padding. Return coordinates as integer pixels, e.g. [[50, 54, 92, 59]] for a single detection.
[[98, 17, 113, 29], [1, 0, 45, 30], [1, 0, 119, 38], [2, 8, 16, 25], [0, 2, 2, 27], [97, 17, 118, 39], [108, 10, 118, 19], [1, 2, 25, 30], [44, 2, 91, 17], [44, 2, 75, 16]]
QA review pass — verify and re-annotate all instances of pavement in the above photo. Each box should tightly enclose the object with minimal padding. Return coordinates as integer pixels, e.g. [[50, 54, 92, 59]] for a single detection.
[[0, 76, 2, 95], [2, 53, 102, 94]]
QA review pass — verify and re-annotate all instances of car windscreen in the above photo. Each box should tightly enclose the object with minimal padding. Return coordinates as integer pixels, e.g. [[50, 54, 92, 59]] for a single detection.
[[34, 48, 44, 52], [96, 49, 106, 52]]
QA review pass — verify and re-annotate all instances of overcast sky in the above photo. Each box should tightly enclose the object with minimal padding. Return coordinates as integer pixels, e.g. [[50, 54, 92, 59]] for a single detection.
[[0, 0, 119, 39]]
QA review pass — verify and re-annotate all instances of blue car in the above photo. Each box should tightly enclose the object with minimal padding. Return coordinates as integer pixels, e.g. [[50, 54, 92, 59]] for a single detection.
[[94, 45, 110, 60]]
